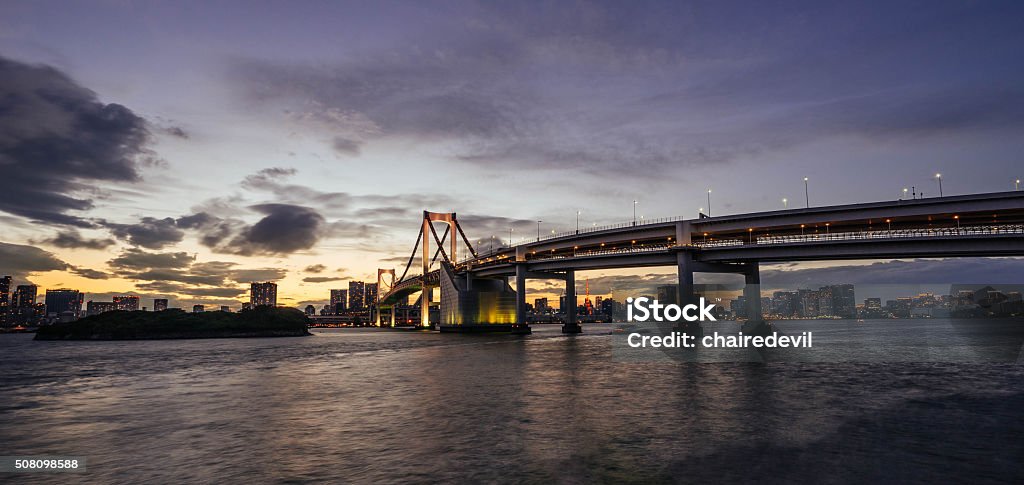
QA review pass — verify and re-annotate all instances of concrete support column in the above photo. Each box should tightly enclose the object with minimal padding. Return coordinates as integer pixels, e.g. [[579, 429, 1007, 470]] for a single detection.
[[744, 262, 762, 322], [562, 269, 582, 333], [676, 251, 696, 305], [676, 251, 701, 335], [421, 287, 431, 328], [512, 264, 531, 334]]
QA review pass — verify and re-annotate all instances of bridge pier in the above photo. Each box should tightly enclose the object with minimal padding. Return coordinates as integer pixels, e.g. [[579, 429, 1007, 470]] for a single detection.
[[562, 269, 582, 334], [675, 251, 702, 336], [744, 262, 763, 322], [512, 264, 532, 334]]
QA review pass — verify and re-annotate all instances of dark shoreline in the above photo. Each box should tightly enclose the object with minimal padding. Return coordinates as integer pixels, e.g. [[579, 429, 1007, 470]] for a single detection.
[[33, 306, 312, 341]]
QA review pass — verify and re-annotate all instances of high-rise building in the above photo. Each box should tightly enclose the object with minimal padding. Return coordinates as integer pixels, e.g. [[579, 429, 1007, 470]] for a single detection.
[[87, 301, 116, 316], [348, 281, 365, 310], [45, 289, 83, 316], [193, 304, 204, 313], [330, 289, 348, 314], [113, 295, 140, 311], [13, 285, 37, 308], [0, 275, 11, 312], [250, 282, 278, 307], [220, 306, 230, 312], [829, 284, 857, 319], [154, 299, 168, 312], [534, 297, 549, 313], [656, 285, 679, 305], [365, 283, 378, 308]]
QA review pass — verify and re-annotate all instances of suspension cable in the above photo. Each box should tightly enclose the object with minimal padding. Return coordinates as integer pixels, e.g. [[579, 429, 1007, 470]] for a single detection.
[[396, 227, 423, 283], [429, 225, 451, 268], [456, 220, 478, 259]]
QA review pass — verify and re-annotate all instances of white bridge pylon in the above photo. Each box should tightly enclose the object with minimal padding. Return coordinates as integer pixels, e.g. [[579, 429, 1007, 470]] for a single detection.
[[384, 211, 479, 328], [375, 268, 395, 327], [421, 211, 456, 328]]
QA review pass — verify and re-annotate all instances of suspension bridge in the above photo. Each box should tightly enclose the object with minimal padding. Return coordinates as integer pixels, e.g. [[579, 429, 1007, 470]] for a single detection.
[[375, 191, 1024, 334]]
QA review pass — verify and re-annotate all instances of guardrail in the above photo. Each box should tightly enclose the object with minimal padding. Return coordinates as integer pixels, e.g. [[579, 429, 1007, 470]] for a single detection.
[[697, 224, 1024, 247], [458, 224, 1024, 268]]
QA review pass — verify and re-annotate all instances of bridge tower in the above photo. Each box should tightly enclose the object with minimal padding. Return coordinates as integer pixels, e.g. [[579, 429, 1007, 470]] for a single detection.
[[421, 211, 458, 328], [376, 268, 395, 327]]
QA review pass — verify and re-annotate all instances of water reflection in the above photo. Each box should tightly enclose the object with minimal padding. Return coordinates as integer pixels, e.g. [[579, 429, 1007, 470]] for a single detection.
[[0, 325, 1021, 483]]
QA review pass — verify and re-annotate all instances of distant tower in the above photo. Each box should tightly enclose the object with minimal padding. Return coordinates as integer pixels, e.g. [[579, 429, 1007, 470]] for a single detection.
[[250, 282, 278, 307], [584, 278, 593, 315]]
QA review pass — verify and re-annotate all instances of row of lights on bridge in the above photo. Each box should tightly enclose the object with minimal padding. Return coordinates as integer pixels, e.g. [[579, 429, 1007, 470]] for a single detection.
[[478, 175, 1019, 251]]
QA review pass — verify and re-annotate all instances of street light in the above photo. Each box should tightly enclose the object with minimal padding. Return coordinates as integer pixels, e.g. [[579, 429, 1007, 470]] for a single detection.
[[804, 177, 809, 208], [509, 227, 513, 247], [954, 215, 960, 231], [1016, 179, 1021, 191], [576, 211, 581, 234], [536, 220, 542, 241], [633, 200, 638, 226], [800, 224, 805, 236], [902, 187, 908, 200], [886, 219, 892, 232], [707, 189, 712, 216], [782, 198, 788, 209], [935, 173, 943, 197]]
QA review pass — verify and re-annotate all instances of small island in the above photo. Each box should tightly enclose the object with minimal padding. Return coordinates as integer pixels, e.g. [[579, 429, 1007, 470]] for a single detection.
[[34, 306, 312, 340]]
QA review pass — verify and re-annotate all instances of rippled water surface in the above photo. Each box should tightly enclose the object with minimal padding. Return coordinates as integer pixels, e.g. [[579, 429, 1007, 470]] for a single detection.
[[1, 322, 1022, 483]]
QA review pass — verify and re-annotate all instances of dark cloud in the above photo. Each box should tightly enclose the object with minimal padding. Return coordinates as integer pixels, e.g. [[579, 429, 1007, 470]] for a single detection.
[[0, 242, 68, 280], [332, 137, 362, 156], [229, 2, 1024, 174], [761, 258, 1024, 287], [164, 126, 189, 139], [230, 268, 287, 283], [175, 211, 246, 248], [0, 55, 154, 226], [302, 276, 346, 283], [39, 230, 116, 250], [241, 167, 351, 210], [70, 267, 111, 280], [134, 282, 247, 299], [222, 204, 325, 256], [108, 248, 195, 270], [104, 217, 185, 249], [304, 264, 326, 273]]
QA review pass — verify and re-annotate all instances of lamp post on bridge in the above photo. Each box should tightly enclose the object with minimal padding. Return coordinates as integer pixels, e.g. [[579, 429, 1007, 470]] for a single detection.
[[935, 173, 943, 197], [707, 189, 712, 216], [509, 227, 513, 247], [1016, 179, 1020, 191], [782, 198, 788, 209], [633, 200, 638, 226], [804, 177, 809, 208], [537, 220, 542, 241], [576, 211, 581, 234]]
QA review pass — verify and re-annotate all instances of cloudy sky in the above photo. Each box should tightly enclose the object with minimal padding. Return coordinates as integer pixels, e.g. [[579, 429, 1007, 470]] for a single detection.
[[1, 0, 1022, 309]]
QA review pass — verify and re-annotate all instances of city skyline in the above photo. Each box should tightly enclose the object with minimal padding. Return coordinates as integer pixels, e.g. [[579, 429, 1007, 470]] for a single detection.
[[2, 1, 1024, 310]]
